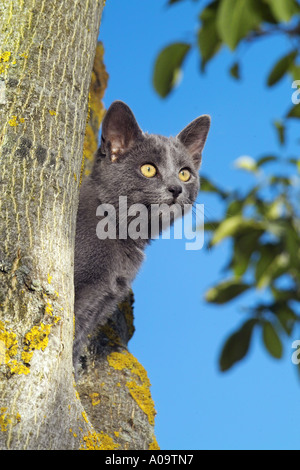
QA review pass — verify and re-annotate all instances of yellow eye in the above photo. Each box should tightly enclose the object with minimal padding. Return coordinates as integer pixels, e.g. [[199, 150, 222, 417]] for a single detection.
[[179, 168, 191, 182], [141, 164, 157, 178]]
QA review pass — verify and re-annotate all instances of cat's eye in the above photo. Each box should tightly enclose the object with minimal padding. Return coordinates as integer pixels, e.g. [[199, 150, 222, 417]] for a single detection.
[[178, 168, 191, 182], [140, 164, 157, 178]]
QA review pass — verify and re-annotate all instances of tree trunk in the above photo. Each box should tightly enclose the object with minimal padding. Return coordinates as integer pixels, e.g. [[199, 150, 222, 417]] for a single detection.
[[0, 1, 159, 450], [0, 0, 104, 450]]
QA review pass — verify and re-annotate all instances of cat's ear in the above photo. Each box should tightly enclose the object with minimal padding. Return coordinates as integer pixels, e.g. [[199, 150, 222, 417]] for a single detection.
[[100, 101, 142, 162], [177, 115, 211, 170]]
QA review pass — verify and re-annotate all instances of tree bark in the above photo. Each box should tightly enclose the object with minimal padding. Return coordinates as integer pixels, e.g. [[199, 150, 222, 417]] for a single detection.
[[0, 0, 104, 450], [76, 293, 159, 450]]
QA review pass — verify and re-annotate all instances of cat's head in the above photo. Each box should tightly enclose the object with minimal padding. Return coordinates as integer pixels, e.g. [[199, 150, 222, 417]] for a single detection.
[[93, 101, 210, 216]]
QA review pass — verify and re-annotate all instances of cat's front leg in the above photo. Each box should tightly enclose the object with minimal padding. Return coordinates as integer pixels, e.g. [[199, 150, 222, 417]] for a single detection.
[[73, 277, 130, 369]]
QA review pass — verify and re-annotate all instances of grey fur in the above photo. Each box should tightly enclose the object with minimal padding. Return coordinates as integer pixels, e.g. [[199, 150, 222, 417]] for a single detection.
[[73, 101, 210, 365]]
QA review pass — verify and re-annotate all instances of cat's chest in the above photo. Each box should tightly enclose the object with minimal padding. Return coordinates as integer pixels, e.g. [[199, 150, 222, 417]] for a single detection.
[[108, 238, 145, 284]]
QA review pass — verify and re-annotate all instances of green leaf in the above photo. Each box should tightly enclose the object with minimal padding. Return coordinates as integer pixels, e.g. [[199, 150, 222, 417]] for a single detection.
[[267, 50, 297, 87], [205, 279, 251, 304], [256, 155, 278, 167], [290, 65, 300, 82], [286, 104, 300, 119], [264, 0, 300, 22], [269, 175, 292, 186], [211, 215, 243, 245], [217, 0, 262, 50], [200, 175, 228, 198], [230, 62, 240, 80], [232, 231, 261, 277], [219, 319, 257, 371], [273, 121, 285, 145], [270, 301, 298, 335], [211, 216, 263, 245], [271, 287, 300, 303], [262, 321, 283, 359], [255, 1, 278, 24], [288, 157, 300, 169], [153, 43, 191, 98], [198, 1, 222, 71], [226, 199, 244, 217], [254, 195, 283, 220], [204, 221, 220, 233], [284, 223, 300, 264], [255, 245, 289, 289], [255, 244, 277, 287]]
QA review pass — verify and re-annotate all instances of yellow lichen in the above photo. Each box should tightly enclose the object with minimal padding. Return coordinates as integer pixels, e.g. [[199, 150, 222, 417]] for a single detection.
[[9, 361, 30, 375], [8, 115, 25, 127], [0, 321, 29, 374], [107, 351, 156, 425], [21, 323, 51, 363], [69, 428, 78, 438], [0, 408, 11, 432], [45, 300, 53, 316], [126, 380, 155, 425], [44, 296, 61, 323], [49, 110, 56, 116], [0, 51, 11, 75], [8, 115, 18, 127], [0, 51, 11, 62], [20, 298, 60, 366], [0, 317, 58, 375], [0, 408, 21, 432], [81, 410, 89, 423], [80, 431, 119, 451], [89, 393, 100, 406], [149, 435, 160, 450], [0, 321, 18, 361]]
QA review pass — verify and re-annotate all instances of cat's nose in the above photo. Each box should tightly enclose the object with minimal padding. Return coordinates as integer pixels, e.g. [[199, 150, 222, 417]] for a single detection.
[[168, 185, 182, 200]]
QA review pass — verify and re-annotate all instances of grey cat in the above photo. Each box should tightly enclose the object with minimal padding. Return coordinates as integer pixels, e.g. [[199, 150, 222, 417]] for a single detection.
[[73, 101, 210, 366]]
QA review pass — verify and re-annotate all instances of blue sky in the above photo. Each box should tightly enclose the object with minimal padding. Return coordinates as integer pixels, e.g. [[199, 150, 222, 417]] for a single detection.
[[99, 0, 300, 450]]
